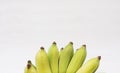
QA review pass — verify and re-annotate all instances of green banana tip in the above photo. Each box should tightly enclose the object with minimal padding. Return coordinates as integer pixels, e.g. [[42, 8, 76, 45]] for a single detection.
[[27, 63, 31, 69], [70, 42, 73, 45], [98, 56, 101, 60], [82, 44, 86, 47], [27, 60, 31, 64], [53, 41, 56, 45], [40, 47, 44, 50], [60, 47, 63, 50]]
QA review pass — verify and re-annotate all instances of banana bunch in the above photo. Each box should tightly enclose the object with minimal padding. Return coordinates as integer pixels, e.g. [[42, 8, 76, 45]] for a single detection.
[[24, 42, 101, 73]]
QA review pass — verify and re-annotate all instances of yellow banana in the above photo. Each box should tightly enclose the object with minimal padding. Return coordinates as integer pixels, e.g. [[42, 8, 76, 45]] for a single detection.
[[66, 45, 87, 73], [24, 60, 37, 73], [76, 56, 101, 73], [59, 47, 63, 58], [59, 42, 74, 73], [48, 42, 59, 73], [59, 47, 63, 69], [35, 47, 51, 73]]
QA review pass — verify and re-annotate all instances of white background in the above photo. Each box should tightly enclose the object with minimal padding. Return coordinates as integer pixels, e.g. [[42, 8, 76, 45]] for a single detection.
[[0, 0, 120, 73]]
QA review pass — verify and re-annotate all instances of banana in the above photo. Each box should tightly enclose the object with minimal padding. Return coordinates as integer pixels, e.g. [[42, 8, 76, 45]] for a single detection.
[[48, 42, 59, 73], [59, 47, 63, 70], [35, 47, 51, 73], [24, 60, 37, 73], [59, 42, 74, 73], [76, 56, 101, 73], [66, 45, 87, 73], [59, 47, 63, 58]]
